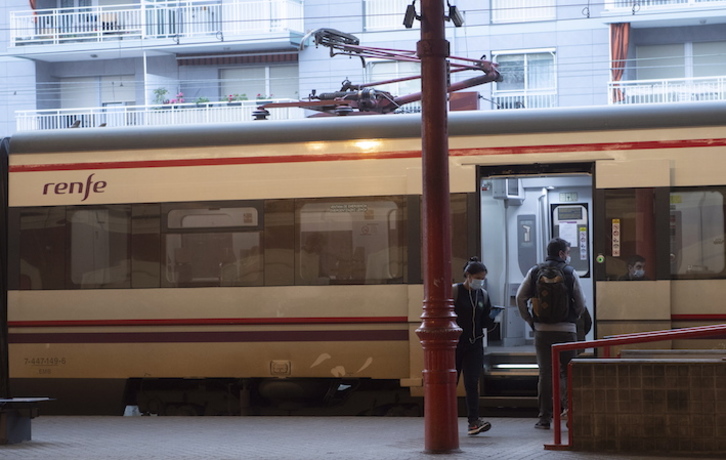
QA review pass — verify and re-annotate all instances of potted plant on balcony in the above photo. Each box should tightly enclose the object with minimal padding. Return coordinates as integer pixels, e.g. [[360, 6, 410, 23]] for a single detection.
[[226, 94, 248, 106], [153, 87, 170, 109], [256, 93, 274, 104], [169, 92, 185, 108], [195, 97, 210, 107]]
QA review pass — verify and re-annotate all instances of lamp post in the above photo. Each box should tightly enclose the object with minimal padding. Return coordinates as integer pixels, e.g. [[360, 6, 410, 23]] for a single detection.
[[414, 0, 461, 453]]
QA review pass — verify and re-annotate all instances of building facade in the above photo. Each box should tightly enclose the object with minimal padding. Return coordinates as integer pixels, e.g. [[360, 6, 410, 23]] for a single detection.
[[1, 0, 725, 136]]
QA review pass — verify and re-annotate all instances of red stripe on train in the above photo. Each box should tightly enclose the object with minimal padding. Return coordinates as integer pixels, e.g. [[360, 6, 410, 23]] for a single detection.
[[671, 314, 726, 321], [10, 138, 726, 173], [8, 316, 409, 328], [9, 151, 419, 172], [8, 329, 409, 344]]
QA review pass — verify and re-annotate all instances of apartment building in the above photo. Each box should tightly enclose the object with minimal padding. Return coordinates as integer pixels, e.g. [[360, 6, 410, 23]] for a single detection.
[[1, 1, 725, 136]]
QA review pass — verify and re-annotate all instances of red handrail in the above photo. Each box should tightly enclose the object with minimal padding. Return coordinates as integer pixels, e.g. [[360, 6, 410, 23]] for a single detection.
[[544, 323, 726, 450]]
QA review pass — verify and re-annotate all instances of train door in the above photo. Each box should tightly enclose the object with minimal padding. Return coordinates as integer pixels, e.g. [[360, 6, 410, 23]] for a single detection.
[[478, 165, 595, 366], [593, 159, 673, 353]]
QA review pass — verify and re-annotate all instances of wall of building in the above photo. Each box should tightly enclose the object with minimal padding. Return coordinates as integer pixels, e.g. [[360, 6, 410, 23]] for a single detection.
[[571, 359, 726, 455], [0, 0, 38, 137], [1, 0, 725, 136]]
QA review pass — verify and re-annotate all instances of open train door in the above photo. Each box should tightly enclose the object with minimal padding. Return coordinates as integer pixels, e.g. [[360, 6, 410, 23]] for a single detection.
[[0, 138, 8, 399], [593, 159, 673, 354], [477, 163, 595, 407]]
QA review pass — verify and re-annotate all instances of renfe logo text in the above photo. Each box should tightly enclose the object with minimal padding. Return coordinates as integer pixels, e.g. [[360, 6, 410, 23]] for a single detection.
[[43, 174, 107, 202]]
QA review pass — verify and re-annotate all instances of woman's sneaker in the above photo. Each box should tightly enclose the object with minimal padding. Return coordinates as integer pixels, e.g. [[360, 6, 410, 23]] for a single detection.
[[468, 419, 492, 435]]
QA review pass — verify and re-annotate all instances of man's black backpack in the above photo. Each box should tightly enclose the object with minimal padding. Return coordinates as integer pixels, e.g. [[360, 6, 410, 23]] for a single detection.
[[530, 263, 574, 323]]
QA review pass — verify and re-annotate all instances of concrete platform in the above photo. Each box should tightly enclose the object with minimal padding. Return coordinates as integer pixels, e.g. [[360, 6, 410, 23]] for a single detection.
[[0, 416, 716, 459]]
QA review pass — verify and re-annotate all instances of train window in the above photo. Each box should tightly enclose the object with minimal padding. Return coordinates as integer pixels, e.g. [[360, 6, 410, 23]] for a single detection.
[[601, 188, 657, 281], [131, 205, 161, 288], [168, 207, 258, 228], [263, 200, 295, 286], [163, 204, 263, 287], [670, 188, 726, 278], [295, 198, 406, 285], [69, 206, 131, 288], [18, 207, 67, 290]]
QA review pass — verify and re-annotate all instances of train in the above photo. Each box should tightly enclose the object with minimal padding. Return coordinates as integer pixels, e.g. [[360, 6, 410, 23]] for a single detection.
[[2, 101, 726, 415]]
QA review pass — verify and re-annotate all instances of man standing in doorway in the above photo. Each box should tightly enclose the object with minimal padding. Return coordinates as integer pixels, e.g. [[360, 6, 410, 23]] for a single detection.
[[516, 237, 587, 429]]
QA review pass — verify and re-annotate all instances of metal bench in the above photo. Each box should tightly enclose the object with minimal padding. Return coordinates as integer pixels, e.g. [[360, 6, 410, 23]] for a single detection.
[[0, 397, 53, 445]]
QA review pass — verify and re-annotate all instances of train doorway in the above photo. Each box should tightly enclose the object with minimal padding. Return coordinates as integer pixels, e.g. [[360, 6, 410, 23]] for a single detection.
[[477, 164, 595, 406]]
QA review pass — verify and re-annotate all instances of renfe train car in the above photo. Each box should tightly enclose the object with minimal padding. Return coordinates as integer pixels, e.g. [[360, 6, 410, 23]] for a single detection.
[[3, 102, 726, 415]]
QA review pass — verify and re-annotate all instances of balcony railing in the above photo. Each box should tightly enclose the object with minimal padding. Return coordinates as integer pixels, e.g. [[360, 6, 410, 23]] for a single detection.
[[364, 0, 414, 31], [10, 0, 303, 47], [608, 76, 726, 105], [605, 0, 726, 10], [491, 91, 557, 110], [15, 99, 305, 131], [491, 0, 556, 23]]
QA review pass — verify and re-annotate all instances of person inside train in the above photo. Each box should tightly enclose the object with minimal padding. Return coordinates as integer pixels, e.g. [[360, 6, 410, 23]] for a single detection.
[[515, 237, 587, 430], [453, 257, 494, 436], [618, 254, 648, 281]]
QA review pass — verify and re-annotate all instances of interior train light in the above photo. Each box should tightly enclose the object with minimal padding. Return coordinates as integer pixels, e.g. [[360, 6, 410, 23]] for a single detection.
[[493, 364, 539, 370]]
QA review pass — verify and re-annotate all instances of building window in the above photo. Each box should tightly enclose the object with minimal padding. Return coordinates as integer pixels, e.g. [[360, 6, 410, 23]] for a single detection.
[[59, 75, 136, 108], [492, 50, 556, 109], [636, 41, 726, 80], [635, 44, 685, 80], [626, 41, 726, 104], [364, 0, 415, 31], [368, 61, 421, 112], [58, 0, 92, 9], [220, 64, 298, 101], [491, 0, 555, 24]]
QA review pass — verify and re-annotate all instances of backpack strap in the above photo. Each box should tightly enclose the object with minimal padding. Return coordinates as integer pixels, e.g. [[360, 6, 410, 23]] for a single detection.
[[562, 264, 576, 309], [528, 264, 542, 298], [562, 264, 575, 295]]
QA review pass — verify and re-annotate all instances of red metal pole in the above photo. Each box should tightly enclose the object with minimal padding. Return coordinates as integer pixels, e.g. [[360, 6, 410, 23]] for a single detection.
[[567, 361, 573, 447], [414, 0, 461, 453], [551, 347, 563, 446]]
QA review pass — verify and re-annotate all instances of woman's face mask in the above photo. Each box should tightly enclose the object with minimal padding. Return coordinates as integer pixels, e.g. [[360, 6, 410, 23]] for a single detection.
[[469, 278, 485, 290]]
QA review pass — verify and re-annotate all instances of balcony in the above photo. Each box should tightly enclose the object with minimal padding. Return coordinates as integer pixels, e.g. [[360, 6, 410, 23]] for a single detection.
[[608, 76, 726, 105], [9, 0, 303, 51], [605, 0, 726, 11], [364, 0, 414, 31], [491, 0, 555, 23], [491, 91, 557, 110], [15, 99, 306, 132]]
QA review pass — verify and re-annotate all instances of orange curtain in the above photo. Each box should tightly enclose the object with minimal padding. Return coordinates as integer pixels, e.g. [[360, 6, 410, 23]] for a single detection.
[[610, 23, 630, 103]]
